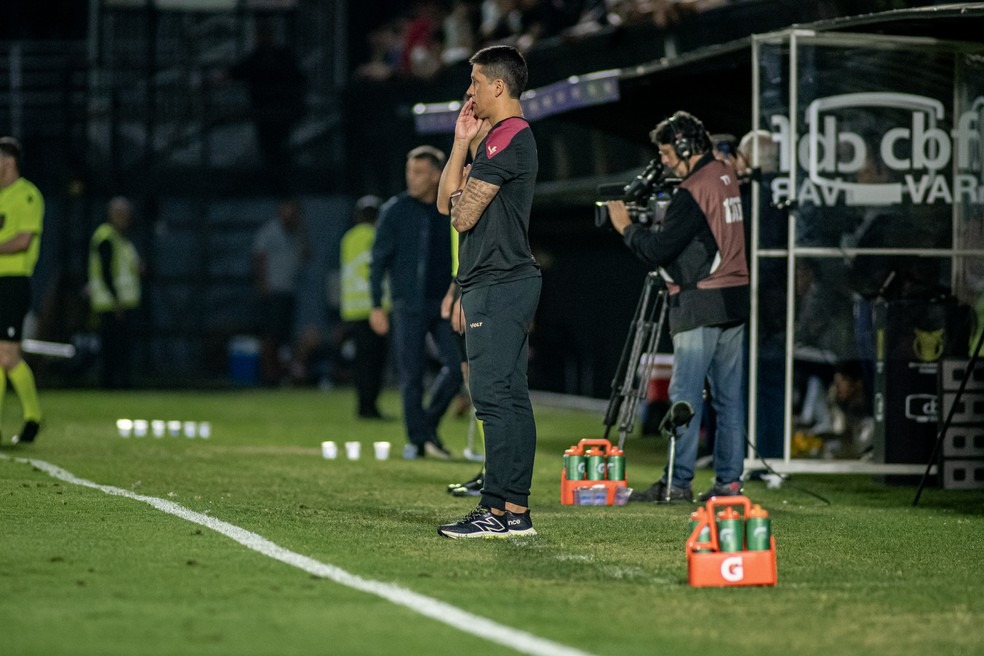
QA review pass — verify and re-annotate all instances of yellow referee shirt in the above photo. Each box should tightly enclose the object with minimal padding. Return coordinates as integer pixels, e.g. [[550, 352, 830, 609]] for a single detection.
[[0, 177, 45, 277]]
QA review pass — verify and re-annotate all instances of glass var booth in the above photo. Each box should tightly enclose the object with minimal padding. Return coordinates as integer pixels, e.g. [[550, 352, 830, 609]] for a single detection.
[[747, 29, 984, 479]]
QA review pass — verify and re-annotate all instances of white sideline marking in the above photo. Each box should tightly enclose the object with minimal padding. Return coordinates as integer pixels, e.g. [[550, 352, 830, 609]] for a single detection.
[[2, 454, 596, 656]]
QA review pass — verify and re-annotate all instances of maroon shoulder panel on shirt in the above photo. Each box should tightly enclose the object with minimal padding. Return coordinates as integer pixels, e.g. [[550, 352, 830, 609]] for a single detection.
[[484, 117, 529, 159]]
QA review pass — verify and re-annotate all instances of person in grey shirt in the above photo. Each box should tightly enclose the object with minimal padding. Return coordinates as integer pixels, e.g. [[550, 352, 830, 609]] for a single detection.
[[252, 198, 306, 385]]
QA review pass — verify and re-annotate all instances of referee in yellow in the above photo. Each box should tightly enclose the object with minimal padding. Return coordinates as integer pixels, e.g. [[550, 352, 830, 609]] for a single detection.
[[0, 137, 44, 444]]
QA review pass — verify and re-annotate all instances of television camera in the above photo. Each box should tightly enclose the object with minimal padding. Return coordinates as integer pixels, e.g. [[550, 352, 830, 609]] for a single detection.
[[593, 158, 679, 229]]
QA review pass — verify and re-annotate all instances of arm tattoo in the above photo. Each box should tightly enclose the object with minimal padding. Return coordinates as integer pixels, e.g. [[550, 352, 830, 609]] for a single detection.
[[451, 177, 500, 232]]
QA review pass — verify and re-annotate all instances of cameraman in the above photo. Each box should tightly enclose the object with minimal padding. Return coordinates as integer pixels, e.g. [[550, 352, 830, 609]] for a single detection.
[[606, 111, 748, 503]]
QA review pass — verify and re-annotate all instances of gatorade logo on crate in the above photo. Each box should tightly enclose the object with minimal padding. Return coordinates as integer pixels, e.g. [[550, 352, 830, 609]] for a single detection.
[[559, 438, 628, 506], [686, 495, 777, 587], [721, 556, 744, 582]]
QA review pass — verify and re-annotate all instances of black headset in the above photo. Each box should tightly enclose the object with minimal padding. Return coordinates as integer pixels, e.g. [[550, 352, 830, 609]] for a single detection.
[[667, 113, 709, 160]]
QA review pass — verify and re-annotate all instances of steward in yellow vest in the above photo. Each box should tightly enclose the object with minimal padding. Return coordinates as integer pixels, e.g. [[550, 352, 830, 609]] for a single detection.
[[89, 207, 141, 312], [88, 197, 141, 388], [340, 195, 388, 419]]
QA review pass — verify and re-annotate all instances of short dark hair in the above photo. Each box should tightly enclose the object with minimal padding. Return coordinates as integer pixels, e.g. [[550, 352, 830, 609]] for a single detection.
[[650, 111, 712, 157], [469, 45, 528, 98], [407, 145, 446, 169], [0, 136, 23, 164]]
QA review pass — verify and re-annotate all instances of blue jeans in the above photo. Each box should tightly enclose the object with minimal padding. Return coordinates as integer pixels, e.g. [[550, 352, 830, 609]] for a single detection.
[[391, 299, 463, 446], [665, 322, 747, 488]]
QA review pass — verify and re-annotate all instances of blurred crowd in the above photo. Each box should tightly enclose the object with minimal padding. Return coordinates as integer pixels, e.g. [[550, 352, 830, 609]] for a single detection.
[[354, 0, 732, 81]]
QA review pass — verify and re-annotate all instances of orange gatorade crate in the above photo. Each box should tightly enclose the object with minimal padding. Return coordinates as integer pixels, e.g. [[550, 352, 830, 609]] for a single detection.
[[560, 438, 628, 505], [686, 495, 777, 587]]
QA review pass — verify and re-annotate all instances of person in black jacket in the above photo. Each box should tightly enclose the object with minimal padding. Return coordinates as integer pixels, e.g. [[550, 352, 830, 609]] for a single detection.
[[606, 111, 749, 504], [369, 146, 463, 459]]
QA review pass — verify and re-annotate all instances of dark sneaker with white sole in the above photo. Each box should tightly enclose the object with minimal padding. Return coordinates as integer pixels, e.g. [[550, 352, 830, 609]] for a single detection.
[[505, 510, 537, 537], [448, 480, 483, 497], [697, 480, 743, 502], [10, 420, 40, 445], [447, 469, 484, 496], [438, 505, 509, 539], [628, 479, 694, 504]]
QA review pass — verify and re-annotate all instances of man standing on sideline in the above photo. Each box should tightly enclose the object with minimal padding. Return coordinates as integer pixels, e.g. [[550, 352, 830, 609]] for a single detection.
[[252, 198, 306, 386], [88, 196, 142, 388], [0, 137, 44, 444], [369, 146, 462, 459], [435, 45, 541, 538], [606, 111, 749, 503], [340, 195, 388, 419]]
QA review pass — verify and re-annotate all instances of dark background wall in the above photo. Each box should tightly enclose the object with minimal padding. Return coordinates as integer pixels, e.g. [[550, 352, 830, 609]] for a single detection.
[[0, 0, 966, 395]]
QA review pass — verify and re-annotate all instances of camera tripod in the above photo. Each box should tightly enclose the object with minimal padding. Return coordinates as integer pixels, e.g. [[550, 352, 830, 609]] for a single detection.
[[602, 272, 695, 501], [603, 271, 672, 450]]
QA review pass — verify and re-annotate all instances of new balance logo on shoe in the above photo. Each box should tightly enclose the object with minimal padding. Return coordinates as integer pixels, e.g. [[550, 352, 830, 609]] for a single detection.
[[438, 506, 509, 539], [472, 517, 507, 533]]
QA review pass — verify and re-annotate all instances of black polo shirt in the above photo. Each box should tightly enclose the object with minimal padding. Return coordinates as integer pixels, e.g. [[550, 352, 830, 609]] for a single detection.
[[457, 116, 540, 290]]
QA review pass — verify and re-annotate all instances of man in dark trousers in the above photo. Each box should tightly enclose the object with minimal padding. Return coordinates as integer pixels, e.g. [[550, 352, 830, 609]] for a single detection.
[[436, 45, 541, 538], [369, 146, 462, 460]]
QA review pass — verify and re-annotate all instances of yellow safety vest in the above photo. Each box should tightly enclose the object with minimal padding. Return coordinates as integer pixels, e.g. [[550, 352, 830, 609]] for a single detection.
[[340, 223, 381, 320], [89, 223, 141, 312]]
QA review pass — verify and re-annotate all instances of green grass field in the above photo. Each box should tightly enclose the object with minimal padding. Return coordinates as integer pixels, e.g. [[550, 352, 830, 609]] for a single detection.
[[2, 388, 983, 656]]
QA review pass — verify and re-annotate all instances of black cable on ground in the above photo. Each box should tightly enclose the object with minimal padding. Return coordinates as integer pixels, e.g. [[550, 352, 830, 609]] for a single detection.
[[743, 436, 832, 505]]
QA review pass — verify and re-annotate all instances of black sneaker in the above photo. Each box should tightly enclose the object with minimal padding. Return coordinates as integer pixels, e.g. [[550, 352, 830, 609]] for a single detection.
[[423, 439, 452, 460], [438, 506, 509, 539], [10, 420, 40, 445], [628, 479, 694, 504], [446, 469, 484, 495], [697, 480, 743, 502], [449, 484, 482, 497], [505, 510, 537, 537]]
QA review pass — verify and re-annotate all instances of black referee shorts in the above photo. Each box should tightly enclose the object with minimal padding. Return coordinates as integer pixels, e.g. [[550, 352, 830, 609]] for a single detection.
[[0, 276, 30, 342]]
